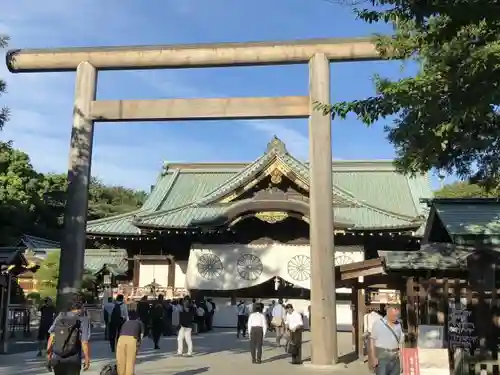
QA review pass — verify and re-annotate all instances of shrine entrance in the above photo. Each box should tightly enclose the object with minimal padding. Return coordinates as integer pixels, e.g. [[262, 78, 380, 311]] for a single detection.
[[7, 37, 382, 366]]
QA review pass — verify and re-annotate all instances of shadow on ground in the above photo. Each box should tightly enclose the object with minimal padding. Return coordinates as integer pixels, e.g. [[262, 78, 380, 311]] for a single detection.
[[0, 328, 360, 375]]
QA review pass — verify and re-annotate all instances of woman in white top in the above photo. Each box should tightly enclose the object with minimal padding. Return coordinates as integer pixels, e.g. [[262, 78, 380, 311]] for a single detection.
[[247, 303, 267, 364]]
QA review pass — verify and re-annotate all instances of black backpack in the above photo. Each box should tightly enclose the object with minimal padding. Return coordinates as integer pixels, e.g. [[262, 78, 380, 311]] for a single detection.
[[110, 303, 122, 325], [100, 363, 117, 375], [52, 314, 81, 358]]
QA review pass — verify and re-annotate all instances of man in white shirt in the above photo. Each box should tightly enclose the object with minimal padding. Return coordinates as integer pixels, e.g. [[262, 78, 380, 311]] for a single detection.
[[284, 304, 304, 365], [271, 299, 286, 347], [364, 309, 383, 358], [247, 303, 267, 364]]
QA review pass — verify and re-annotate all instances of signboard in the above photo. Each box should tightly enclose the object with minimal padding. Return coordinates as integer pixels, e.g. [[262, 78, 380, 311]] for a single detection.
[[402, 348, 420, 375], [448, 301, 476, 350], [418, 348, 449, 375], [417, 325, 445, 349]]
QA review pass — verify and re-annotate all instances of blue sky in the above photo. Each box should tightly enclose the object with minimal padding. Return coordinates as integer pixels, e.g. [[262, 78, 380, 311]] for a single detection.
[[1, 0, 448, 190]]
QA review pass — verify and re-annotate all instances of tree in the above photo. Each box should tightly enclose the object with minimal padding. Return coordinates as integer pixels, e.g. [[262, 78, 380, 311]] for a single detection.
[[318, 0, 500, 188], [35, 250, 97, 302], [87, 178, 147, 220], [0, 35, 10, 130], [35, 251, 60, 300], [0, 142, 147, 244], [435, 182, 499, 198], [0, 142, 46, 244]]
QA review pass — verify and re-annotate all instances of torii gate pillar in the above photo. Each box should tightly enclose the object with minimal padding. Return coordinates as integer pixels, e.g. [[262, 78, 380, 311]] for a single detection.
[[57, 61, 97, 311], [308, 53, 337, 366]]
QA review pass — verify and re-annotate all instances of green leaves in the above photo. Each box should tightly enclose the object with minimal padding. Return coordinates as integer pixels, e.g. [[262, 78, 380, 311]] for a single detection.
[[0, 142, 147, 245], [435, 182, 499, 198], [0, 36, 10, 131], [36, 250, 98, 302], [323, 0, 500, 188]]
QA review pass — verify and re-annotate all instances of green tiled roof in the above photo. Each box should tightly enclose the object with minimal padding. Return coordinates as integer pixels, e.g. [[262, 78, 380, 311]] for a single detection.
[[87, 136, 432, 235], [380, 244, 472, 270], [23, 243, 128, 274], [17, 234, 60, 256], [434, 201, 500, 236], [0, 247, 27, 266], [84, 249, 128, 275]]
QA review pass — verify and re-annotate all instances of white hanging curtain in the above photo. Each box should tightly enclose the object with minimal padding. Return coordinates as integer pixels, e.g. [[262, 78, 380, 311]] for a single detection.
[[185, 243, 364, 291]]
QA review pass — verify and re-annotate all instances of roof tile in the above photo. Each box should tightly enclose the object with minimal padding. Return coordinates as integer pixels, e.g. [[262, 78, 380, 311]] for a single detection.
[[435, 202, 500, 236], [87, 137, 432, 234]]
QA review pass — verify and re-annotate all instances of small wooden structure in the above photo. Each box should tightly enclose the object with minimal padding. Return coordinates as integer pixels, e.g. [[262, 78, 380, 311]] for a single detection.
[[343, 199, 500, 375], [0, 247, 38, 353]]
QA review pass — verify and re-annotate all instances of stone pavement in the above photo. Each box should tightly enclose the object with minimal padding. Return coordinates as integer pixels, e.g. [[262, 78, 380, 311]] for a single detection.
[[0, 329, 369, 375]]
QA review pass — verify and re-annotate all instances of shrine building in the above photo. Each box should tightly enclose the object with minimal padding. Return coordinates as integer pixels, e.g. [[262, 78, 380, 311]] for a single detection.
[[85, 136, 432, 326]]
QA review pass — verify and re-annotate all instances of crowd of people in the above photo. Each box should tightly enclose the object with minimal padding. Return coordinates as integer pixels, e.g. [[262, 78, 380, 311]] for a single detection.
[[36, 293, 306, 375]]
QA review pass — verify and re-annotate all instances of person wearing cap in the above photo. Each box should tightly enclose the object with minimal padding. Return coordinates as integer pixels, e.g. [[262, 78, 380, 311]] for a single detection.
[[369, 301, 403, 375], [284, 304, 303, 365]]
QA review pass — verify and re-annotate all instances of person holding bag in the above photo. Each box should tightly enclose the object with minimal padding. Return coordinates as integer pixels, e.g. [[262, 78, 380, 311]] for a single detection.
[[369, 302, 403, 375], [284, 304, 303, 365]]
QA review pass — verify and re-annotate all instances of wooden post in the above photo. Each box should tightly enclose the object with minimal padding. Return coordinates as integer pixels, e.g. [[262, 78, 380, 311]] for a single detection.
[[57, 61, 97, 311], [406, 277, 417, 342], [351, 287, 357, 349], [357, 288, 366, 360], [308, 53, 337, 366]]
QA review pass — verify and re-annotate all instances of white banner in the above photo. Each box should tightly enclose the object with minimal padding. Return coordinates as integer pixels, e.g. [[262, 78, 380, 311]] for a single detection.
[[186, 243, 364, 290]]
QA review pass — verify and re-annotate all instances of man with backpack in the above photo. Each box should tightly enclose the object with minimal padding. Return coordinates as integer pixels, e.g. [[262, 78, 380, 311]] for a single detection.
[[109, 294, 128, 353], [46, 294, 91, 375]]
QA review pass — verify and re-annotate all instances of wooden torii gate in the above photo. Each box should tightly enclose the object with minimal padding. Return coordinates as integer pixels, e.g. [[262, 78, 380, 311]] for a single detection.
[[6, 37, 382, 366]]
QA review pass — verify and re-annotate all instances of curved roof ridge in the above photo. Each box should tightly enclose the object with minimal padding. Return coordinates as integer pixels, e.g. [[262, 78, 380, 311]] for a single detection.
[[194, 151, 277, 205], [149, 168, 181, 212], [87, 210, 142, 225], [282, 153, 359, 201], [282, 152, 365, 208], [355, 199, 422, 221], [134, 201, 201, 222]]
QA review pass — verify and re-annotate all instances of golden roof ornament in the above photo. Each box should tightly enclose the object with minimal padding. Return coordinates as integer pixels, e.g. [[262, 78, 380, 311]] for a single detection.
[[270, 169, 283, 184], [161, 161, 169, 176], [255, 211, 288, 224], [266, 135, 287, 154]]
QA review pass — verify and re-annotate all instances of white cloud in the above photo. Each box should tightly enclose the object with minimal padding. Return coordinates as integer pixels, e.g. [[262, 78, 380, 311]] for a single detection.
[[1, 0, 219, 190]]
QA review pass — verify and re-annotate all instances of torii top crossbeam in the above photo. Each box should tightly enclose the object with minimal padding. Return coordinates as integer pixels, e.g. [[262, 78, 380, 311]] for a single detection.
[[6, 37, 379, 73]]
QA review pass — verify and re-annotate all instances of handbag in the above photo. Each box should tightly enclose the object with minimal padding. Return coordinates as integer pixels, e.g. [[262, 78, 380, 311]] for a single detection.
[[286, 340, 299, 355], [271, 316, 283, 326]]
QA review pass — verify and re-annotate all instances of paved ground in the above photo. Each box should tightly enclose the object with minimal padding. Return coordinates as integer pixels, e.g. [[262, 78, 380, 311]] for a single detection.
[[4, 329, 105, 354], [0, 329, 369, 375]]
